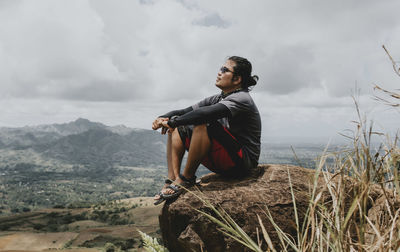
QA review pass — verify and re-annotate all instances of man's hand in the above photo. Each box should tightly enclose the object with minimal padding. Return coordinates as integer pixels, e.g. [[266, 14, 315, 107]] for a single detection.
[[152, 117, 167, 130], [161, 120, 174, 134], [152, 117, 174, 135]]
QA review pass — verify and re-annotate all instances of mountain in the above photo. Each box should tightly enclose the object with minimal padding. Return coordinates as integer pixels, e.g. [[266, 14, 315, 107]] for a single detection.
[[0, 118, 138, 148], [0, 118, 106, 148], [35, 128, 166, 167], [24, 118, 107, 136], [0, 118, 166, 167], [108, 124, 136, 135]]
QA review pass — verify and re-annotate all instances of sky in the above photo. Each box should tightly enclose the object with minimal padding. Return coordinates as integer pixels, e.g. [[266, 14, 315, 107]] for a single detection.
[[0, 0, 399, 142]]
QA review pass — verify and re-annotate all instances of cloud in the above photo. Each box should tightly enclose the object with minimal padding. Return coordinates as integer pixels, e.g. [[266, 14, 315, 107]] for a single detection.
[[256, 44, 320, 94], [2, 0, 400, 103], [0, 0, 400, 137], [139, 0, 155, 5], [0, 0, 152, 101], [192, 12, 230, 28], [0, 2, 107, 98]]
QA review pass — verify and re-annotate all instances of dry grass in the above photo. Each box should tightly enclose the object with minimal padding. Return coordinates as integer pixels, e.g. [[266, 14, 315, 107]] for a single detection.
[[0, 232, 78, 251], [374, 45, 400, 107]]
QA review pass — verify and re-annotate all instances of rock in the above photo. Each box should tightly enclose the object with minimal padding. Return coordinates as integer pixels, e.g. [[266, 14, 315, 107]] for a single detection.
[[159, 164, 327, 251], [159, 164, 397, 251]]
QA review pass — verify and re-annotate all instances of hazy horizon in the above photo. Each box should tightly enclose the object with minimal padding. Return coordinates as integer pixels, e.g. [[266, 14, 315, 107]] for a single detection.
[[1, 116, 388, 145]]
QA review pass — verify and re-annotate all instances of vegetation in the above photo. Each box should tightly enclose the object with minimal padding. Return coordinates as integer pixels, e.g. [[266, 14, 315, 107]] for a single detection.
[[0, 149, 320, 215], [103, 242, 121, 252], [0, 120, 169, 214], [139, 230, 169, 252], [0, 162, 166, 214], [0, 198, 160, 250]]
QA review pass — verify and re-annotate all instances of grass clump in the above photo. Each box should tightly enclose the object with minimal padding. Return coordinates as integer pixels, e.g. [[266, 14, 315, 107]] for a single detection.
[[138, 230, 169, 252], [103, 242, 120, 252]]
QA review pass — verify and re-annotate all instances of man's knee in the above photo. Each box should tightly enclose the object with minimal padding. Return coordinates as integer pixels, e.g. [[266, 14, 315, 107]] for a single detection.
[[192, 124, 211, 144], [192, 124, 207, 133], [171, 129, 183, 146]]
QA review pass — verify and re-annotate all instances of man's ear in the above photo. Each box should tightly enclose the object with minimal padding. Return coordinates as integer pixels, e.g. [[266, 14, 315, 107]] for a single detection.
[[233, 76, 242, 85]]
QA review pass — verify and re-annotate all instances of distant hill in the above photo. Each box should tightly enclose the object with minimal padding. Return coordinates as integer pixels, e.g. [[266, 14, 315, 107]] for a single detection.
[[0, 118, 136, 148], [0, 118, 167, 167], [0, 128, 60, 148], [27, 118, 106, 136], [0, 118, 99, 147], [35, 128, 166, 167], [0, 119, 168, 211]]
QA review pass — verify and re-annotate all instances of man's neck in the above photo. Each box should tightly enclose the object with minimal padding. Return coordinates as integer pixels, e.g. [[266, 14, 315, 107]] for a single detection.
[[221, 87, 243, 98]]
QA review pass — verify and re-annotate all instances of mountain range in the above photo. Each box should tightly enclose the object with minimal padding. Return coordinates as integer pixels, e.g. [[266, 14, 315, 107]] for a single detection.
[[0, 118, 167, 167], [0, 118, 328, 212]]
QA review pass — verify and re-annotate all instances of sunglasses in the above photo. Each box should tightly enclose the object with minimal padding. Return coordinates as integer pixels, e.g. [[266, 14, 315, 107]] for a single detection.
[[220, 66, 234, 73]]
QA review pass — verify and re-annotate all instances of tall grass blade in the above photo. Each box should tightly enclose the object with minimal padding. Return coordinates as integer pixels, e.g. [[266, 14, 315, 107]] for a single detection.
[[257, 214, 277, 252], [286, 167, 300, 248]]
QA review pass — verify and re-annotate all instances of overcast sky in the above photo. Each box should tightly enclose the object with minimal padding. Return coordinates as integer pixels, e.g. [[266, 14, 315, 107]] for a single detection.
[[0, 0, 399, 142]]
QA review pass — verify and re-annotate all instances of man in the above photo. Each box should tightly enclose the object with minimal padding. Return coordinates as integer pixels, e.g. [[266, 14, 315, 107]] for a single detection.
[[152, 56, 261, 204]]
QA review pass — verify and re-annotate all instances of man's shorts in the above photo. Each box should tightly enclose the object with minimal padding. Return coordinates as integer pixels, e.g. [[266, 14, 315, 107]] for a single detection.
[[177, 122, 248, 177]]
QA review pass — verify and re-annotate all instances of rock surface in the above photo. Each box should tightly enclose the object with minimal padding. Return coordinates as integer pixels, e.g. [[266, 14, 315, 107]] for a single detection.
[[159, 164, 394, 251], [159, 164, 328, 251]]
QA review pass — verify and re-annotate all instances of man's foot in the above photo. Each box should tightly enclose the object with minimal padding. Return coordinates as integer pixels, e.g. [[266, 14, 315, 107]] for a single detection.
[[154, 178, 174, 205], [162, 174, 196, 200]]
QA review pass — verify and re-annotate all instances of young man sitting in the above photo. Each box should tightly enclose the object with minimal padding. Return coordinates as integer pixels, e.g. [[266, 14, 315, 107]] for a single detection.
[[152, 56, 261, 204]]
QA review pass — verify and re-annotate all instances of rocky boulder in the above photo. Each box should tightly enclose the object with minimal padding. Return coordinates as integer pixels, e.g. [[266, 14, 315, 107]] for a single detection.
[[159, 164, 390, 251], [159, 164, 326, 251]]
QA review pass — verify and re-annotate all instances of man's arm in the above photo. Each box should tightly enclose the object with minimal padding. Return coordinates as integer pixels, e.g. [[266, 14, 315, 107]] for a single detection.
[[159, 106, 193, 119], [154, 93, 222, 132], [152, 106, 194, 133], [166, 103, 230, 128]]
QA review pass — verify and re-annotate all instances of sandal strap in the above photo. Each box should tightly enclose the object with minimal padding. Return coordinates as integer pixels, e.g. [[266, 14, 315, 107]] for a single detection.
[[164, 178, 173, 184], [179, 174, 196, 185], [166, 184, 180, 192], [162, 184, 183, 200]]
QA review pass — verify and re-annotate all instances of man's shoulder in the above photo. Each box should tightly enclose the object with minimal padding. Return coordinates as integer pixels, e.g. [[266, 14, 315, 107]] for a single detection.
[[224, 91, 253, 103], [195, 93, 221, 107], [206, 93, 223, 103]]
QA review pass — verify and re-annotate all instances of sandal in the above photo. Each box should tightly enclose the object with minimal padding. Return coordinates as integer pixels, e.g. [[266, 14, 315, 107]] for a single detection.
[[162, 174, 196, 200], [153, 178, 173, 205]]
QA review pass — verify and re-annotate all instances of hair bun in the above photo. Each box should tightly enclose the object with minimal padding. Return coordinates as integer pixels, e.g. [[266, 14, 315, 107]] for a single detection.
[[250, 75, 259, 87]]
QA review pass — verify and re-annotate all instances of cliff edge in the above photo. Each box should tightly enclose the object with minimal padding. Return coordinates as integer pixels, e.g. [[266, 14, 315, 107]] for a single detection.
[[159, 164, 327, 251], [159, 164, 394, 251]]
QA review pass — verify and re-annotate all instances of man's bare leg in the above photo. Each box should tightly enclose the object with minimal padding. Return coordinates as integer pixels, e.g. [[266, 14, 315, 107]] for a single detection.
[[155, 129, 185, 199], [171, 124, 211, 186], [169, 129, 185, 180], [166, 131, 174, 180]]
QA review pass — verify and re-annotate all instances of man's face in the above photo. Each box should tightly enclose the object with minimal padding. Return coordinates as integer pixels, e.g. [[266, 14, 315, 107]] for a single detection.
[[215, 60, 241, 93]]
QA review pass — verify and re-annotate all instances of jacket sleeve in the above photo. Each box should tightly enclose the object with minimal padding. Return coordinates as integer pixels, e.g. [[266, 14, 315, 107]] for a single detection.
[[159, 106, 193, 118], [167, 103, 231, 128]]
